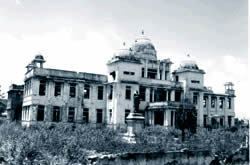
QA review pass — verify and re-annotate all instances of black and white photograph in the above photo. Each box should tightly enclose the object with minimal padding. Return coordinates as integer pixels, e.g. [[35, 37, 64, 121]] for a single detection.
[[0, 0, 248, 164]]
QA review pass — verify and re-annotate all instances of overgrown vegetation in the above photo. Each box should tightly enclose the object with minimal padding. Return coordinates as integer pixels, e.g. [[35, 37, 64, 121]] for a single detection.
[[0, 122, 248, 164]]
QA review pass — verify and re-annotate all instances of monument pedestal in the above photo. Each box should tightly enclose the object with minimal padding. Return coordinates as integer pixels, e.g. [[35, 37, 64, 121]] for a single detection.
[[123, 112, 145, 143]]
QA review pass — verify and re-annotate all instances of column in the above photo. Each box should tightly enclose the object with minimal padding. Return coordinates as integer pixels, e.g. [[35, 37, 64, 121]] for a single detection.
[[216, 96, 220, 113], [148, 111, 152, 125], [152, 111, 155, 125], [145, 88, 150, 102], [145, 60, 148, 78], [207, 95, 211, 126], [22, 109, 24, 121], [231, 117, 235, 126], [223, 97, 227, 127], [157, 61, 160, 79], [152, 89, 155, 102], [170, 90, 175, 101], [166, 89, 168, 102], [76, 83, 84, 123], [31, 105, 38, 121], [197, 92, 204, 127], [172, 111, 175, 128], [162, 62, 166, 80]]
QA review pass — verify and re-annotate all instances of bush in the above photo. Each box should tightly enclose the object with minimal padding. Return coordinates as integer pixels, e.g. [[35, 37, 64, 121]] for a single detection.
[[0, 122, 248, 164]]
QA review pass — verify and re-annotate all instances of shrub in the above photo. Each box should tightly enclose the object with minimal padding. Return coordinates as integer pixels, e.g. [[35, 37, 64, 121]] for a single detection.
[[0, 122, 247, 164]]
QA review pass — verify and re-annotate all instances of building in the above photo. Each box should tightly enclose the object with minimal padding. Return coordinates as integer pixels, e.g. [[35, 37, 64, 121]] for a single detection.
[[6, 84, 24, 121], [0, 99, 7, 116], [19, 32, 235, 128]]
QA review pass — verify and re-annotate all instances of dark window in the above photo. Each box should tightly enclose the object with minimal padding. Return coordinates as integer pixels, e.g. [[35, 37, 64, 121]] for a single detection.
[[147, 68, 157, 79], [52, 106, 60, 122], [96, 109, 103, 123], [167, 90, 171, 101], [175, 91, 181, 102], [97, 86, 103, 100], [211, 97, 216, 108], [123, 71, 135, 75], [54, 82, 62, 96], [123, 71, 130, 75], [110, 71, 116, 80], [69, 83, 76, 97], [141, 68, 145, 77], [150, 88, 153, 102], [191, 80, 200, 84], [175, 76, 179, 82], [109, 109, 112, 122], [193, 94, 198, 105], [139, 86, 146, 101], [165, 71, 168, 80], [220, 118, 224, 126], [84, 84, 90, 99], [125, 86, 131, 100], [125, 109, 130, 123], [37, 105, 44, 121], [204, 115, 207, 127], [228, 98, 232, 109], [219, 98, 223, 109], [39, 80, 46, 96], [154, 111, 164, 126], [228, 116, 232, 127], [171, 111, 174, 126], [108, 85, 113, 100], [155, 88, 166, 102], [83, 108, 89, 123], [68, 107, 75, 122], [160, 70, 162, 80]]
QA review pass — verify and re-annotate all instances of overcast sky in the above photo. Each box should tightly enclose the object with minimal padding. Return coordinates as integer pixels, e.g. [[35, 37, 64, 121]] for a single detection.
[[0, 0, 248, 118]]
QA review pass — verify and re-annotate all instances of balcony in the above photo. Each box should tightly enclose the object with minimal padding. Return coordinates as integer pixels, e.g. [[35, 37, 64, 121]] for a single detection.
[[140, 78, 182, 88], [148, 101, 181, 110]]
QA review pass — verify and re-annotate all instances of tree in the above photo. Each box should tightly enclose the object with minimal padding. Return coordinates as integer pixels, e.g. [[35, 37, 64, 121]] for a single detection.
[[175, 98, 197, 141]]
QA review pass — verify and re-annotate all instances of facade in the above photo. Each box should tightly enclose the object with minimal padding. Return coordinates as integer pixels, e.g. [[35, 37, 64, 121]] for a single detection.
[[6, 84, 24, 121], [19, 32, 235, 128]]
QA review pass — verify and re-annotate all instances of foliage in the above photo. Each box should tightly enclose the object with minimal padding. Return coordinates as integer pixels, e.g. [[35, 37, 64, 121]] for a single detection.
[[0, 122, 248, 164]]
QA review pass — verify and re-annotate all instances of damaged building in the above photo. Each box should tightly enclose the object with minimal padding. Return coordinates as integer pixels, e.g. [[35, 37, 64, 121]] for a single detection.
[[16, 32, 235, 128]]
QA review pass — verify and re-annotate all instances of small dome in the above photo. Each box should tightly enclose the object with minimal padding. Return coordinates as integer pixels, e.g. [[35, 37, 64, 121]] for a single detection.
[[113, 42, 133, 57], [180, 55, 199, 69], [131, 31, 157, 60], [35, 54, 45, 60]]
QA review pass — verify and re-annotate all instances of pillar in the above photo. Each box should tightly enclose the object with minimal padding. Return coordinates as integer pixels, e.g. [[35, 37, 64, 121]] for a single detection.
[[76, 83, 84, 123], [223, 97, 228, 127], [207, 95, 211, 125], [145, 60, 148, 78], [162, 62, 166, 80], [216, 96, 220, 113], [197, 92, 204, 127], [146, 88, 150, 102], [157, 61, 160, 79], [151, 111, 155, 125], [152, 89, 155, 102], [166, 89, 168, 102], [170, 90, 175, 101]]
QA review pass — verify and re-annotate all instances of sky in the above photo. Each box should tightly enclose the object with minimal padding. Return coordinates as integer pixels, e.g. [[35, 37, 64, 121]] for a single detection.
[[0, 0, 248, 118]]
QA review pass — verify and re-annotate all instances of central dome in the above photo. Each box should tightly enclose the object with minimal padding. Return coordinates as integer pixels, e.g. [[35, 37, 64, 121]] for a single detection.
[[131, 31, 157, 60]]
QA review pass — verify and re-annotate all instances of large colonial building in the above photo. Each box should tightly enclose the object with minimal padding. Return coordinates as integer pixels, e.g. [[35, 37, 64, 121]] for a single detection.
[[16, 32, 235, 128]]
